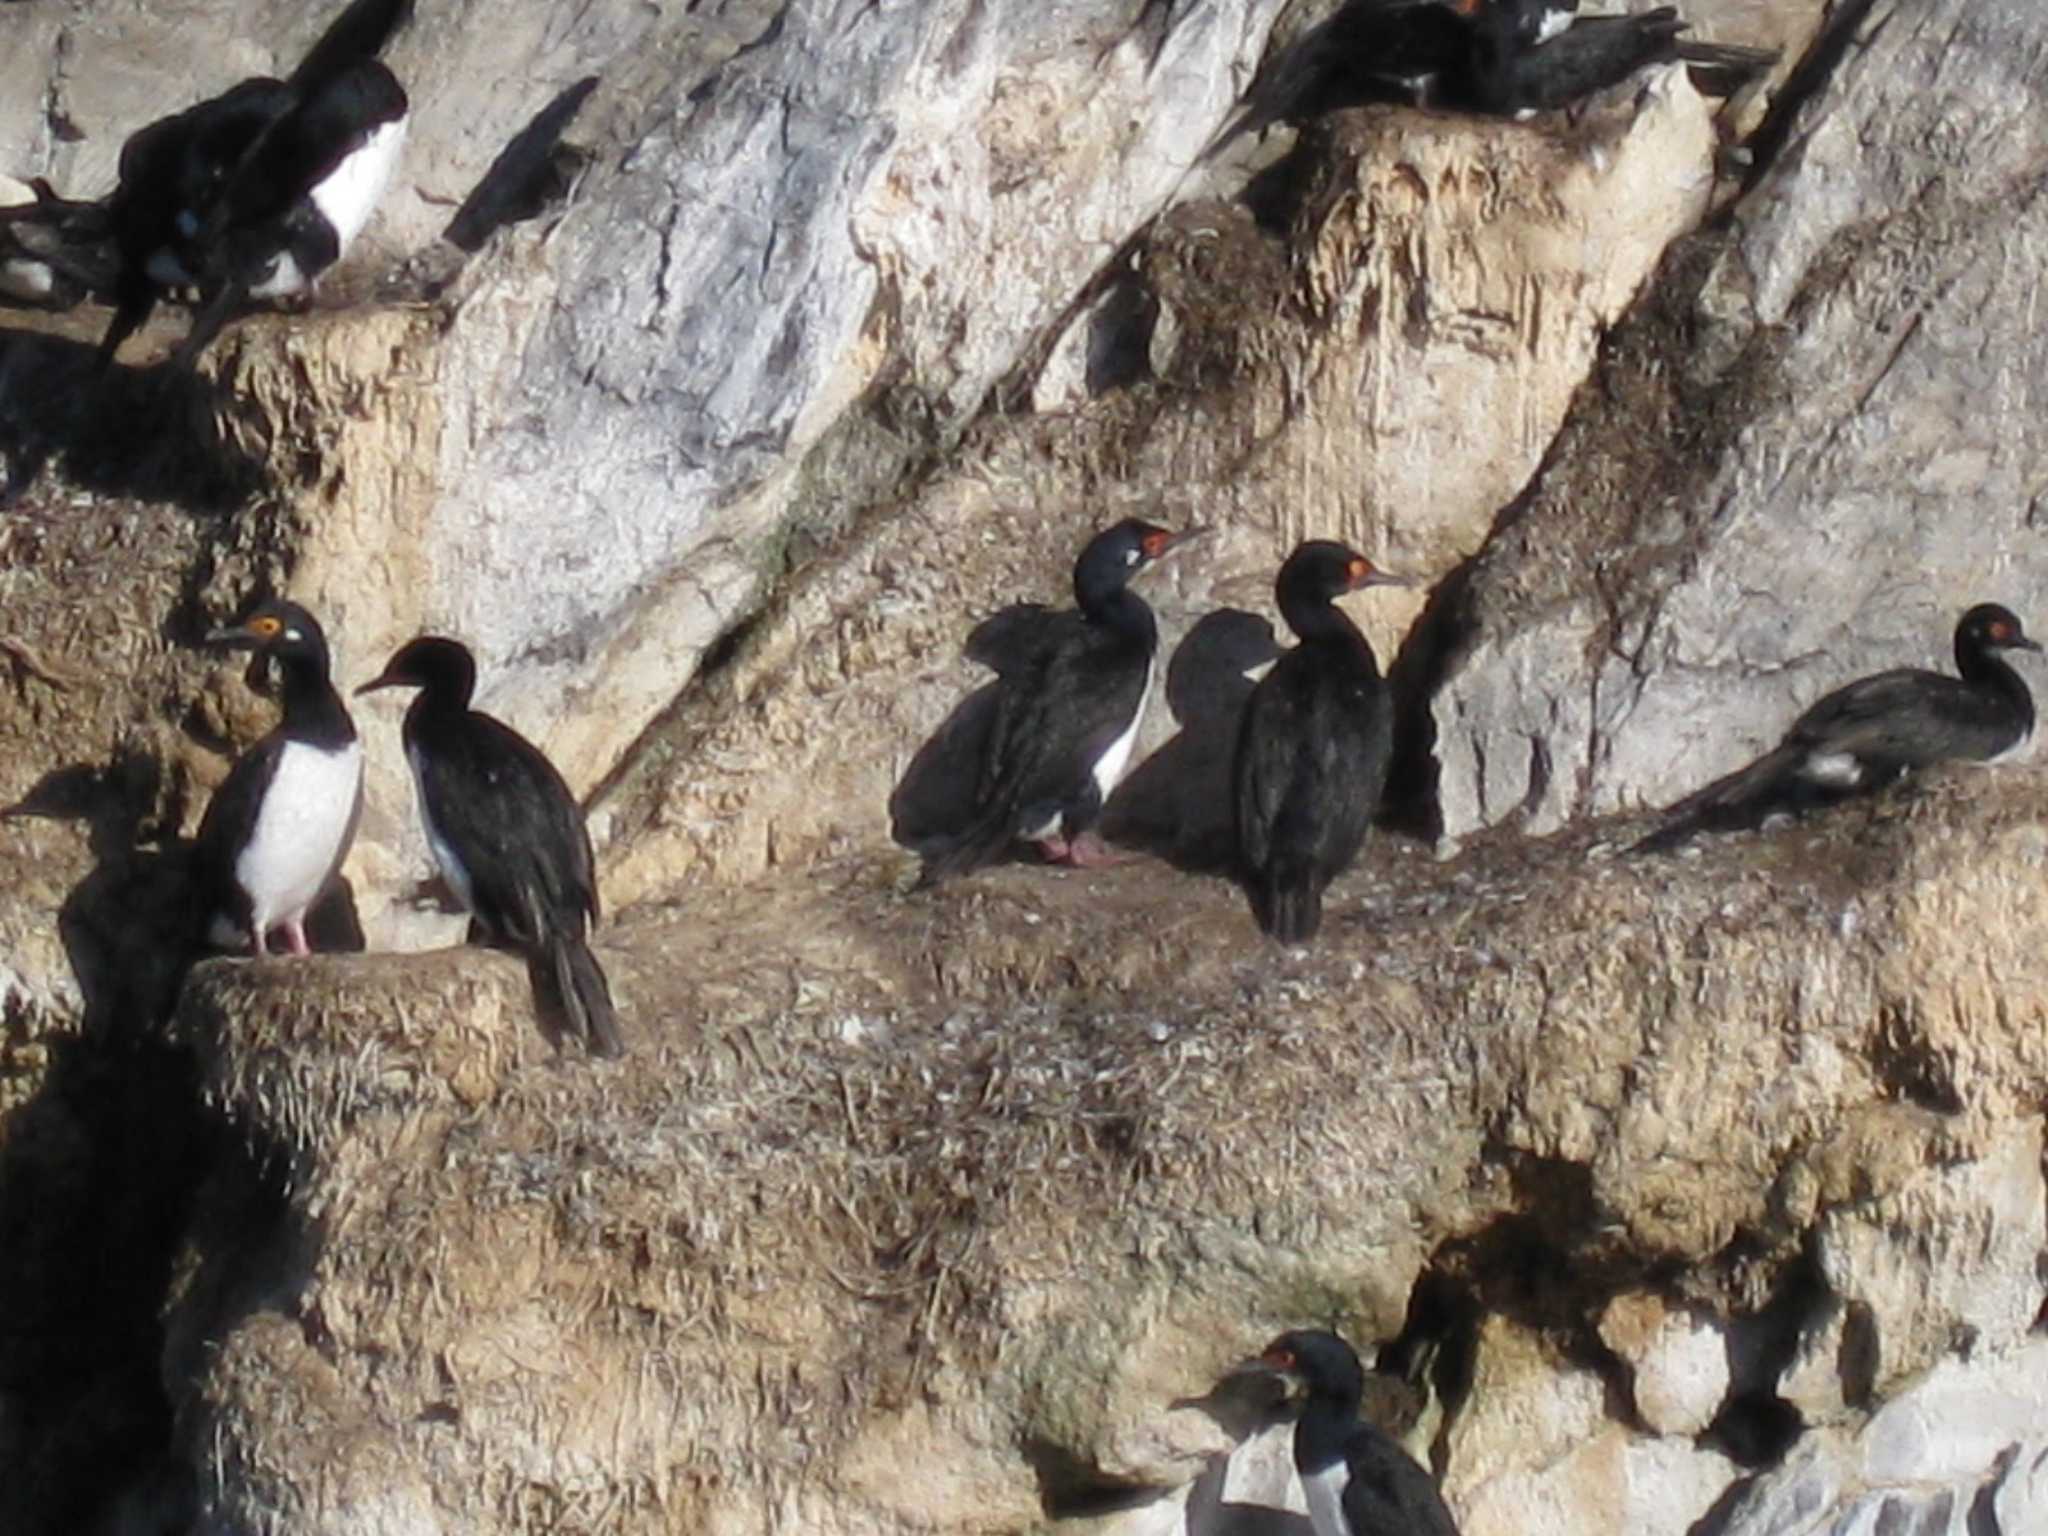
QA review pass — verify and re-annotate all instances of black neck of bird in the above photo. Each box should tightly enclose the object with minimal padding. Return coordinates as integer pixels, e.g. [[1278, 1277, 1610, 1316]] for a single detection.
[[1280, 584, 1370, 651], [1292, 1383, 1360, 1476], [1077, 576, 1159, 650], [277, 650, 356, 745], [1957, 640, 2035, 734]]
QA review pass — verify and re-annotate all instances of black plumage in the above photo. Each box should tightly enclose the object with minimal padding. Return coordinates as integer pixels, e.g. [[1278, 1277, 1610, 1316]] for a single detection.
[[1234, 541, 1404, 944], [95, 0, 411, 371], [1208, 0, 1773, 153], [914, 519, 1199, 887], [357, 636, 623, 1059], [192, 599, 363, 957], [1246, 1330, 1462, 1536], [1635, 603, 2041, 854]]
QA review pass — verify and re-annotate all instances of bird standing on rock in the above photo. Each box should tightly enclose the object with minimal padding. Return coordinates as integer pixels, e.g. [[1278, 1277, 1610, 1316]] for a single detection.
[[1239, 1329, 1463, 1536], [193, 599, 363, 957], [1634, 603, 2041, 854], [914, 518, 1202, 887], [357, 636, 623, 1059], [96, 0, 412, 371], [1234, 540, 1407, 943]]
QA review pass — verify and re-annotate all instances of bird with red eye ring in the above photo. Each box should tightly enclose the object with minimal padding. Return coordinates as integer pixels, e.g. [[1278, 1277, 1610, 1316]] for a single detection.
[[912, 517, 1205, 886], [1230, 1329, 1462, 1536], [1636, 602, 2042, 854]]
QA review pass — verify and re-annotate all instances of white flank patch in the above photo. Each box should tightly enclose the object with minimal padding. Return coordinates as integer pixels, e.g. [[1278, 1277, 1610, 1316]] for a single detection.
[[0, 258, 54, 302], [247, 251, 309, 300], [311, 116, 406, 257], [1983, 725, 2036, 767], [1089, 656, 1157, 805], [234, 739, 362, 936], [1799, 751, 1863, 788], [1536, 6, 1575, 42], [407, 742, 478, 913], [1300, 1459, 1352, 1536]]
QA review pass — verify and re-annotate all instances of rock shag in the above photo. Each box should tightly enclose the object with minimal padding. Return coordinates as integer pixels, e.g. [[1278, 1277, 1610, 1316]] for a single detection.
[[357, 635, 623, 1059], [1245, 1329, 1463, 1536], [96, 0, 412, 370], [1233, 540, 1406, 943], [914, 518, 1201, 886], [1635, 603, 2040, 854]]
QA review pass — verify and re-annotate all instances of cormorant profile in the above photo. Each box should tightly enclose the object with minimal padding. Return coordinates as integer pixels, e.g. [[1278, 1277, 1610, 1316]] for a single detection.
[[913, 518, 1201, 887], [96, 0, 412, 371], [1243, 1329, 1463, 1536], [192, 599, 363, 956], [357, 636, 623, 1059], [1634, 603, 2040, 854], [1233, 541, 1406, 943]]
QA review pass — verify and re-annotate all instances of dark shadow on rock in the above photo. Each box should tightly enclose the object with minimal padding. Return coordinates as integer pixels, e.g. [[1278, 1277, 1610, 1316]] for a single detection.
[[0, 743, 360, 1531], [889, 677, 1003, 854], [0, 325, 273, 515], [443, 75, 599, 255], [0, 753, 209, 1533], [888, 602, 1083, 860], [1102, 608, 1280, 874]]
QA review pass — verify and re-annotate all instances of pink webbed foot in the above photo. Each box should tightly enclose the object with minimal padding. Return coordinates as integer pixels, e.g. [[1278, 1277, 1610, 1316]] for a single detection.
[[1054, 831, 1131, 869], [281, 918, 311, 957]]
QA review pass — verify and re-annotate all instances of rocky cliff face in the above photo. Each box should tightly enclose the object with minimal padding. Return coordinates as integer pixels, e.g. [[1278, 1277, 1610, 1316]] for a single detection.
[[3, 0, 2046, 1533]]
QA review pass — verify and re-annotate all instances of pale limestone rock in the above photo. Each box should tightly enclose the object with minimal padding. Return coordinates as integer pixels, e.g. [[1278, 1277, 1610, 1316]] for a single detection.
[[1598, 1292, 1730, 1438], [1775, 1295, 1865, 1426], [1816, 1122, 2046, 1398], [1433, 0, 2048, 842]]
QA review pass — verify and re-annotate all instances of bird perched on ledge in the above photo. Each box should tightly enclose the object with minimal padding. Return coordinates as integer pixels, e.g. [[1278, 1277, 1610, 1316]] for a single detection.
[[1634, 603, 2041, 854], [357, 636, 623, 1059], [1237, 1330, 1463, 1536], [193, 600, 363, 957], [95, 0, 412, 371], [1234, 540, 1408, 943], [912, 518, 1202, 887]]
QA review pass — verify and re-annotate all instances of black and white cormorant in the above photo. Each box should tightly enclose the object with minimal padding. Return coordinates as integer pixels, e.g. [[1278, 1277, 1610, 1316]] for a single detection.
[[1234, 541, 1406, 943], [97, 0, 411, 371], [914, 518, 1200, 887], [193, 599, 363, 956], [1635, 603, 2041, 854], [357, 636, 623, 1059], [1246, 1330, 1462, 1536]]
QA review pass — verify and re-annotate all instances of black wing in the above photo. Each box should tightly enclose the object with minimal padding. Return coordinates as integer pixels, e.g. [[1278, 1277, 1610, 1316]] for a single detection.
[[1463, 9, 1685, 113], [1342, 1424, 1463, 1536], [191, 730, 287, 932], [977, 622, 1151, 817], [411, 712, 599, 944]]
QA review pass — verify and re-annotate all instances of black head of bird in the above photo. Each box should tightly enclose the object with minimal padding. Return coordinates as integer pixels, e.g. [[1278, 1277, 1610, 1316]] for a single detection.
[[1247, 1328, 1368, 1410], [1275, 541, 1411, 634], [208, 599, 334, 672], [356, 635, 479, 706], [1956, 603, 2042, 662], [1073, 518, 1203, 611]]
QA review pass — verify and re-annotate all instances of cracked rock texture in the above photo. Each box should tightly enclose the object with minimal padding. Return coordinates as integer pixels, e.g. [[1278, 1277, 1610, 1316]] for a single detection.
[[6, 0, 2048, 1533]]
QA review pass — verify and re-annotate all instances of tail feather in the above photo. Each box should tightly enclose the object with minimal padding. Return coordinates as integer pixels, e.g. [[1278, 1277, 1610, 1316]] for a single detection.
[[1630, 744, 1803, 855], [532, 932, 623, 1058], [914, 803, 1017, 889], [1251, 873, 1323, 944]]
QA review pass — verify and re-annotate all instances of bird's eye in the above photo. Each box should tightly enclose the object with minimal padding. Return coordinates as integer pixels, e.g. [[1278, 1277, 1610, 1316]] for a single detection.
[[252, 616, 281, 637]]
